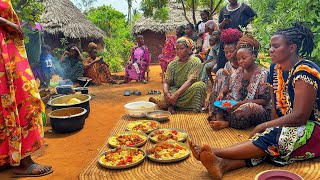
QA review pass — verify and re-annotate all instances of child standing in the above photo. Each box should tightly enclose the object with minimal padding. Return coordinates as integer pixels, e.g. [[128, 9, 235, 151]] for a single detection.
[[201, 34, 220, 84], [40, 45, 54, 87]]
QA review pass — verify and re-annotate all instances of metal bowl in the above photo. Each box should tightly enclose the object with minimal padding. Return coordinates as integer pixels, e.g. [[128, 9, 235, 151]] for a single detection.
[[56, 85, 73, 94], [49, 107, 87, 133], [77, 77, 92, 87], [48, 94, 91, 118], [146, 110, 171, 122]]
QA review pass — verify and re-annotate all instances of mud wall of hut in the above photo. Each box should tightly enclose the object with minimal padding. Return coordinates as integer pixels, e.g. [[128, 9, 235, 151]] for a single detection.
[[140, 30, 166, 64]]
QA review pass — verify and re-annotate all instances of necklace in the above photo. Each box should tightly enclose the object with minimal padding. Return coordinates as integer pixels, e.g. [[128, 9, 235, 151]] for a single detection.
[[226, 3, 241, 11]]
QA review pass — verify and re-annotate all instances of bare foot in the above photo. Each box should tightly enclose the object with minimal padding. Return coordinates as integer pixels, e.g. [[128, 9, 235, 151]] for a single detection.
[[200, 145, 223, 180], [168, 105, 175, 114], [149, 97, 157, 104], [209, 120, 229, 131], [188, 140, 201, 161]]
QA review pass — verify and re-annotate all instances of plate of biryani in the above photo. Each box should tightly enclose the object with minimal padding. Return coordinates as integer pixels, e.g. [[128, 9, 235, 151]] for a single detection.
[[108, 131, 148, 148], [147, 142, 190, 163], [127, 120, 160, 134], [149, 128, 188, 143], [98, 147, 146, 169], [214, 100, 237, 110]]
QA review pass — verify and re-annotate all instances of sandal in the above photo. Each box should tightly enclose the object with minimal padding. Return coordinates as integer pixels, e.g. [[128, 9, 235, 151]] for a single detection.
[[12, 163, 53, 178], [123, 90, 131, 96], [132, 90, 142, 96]]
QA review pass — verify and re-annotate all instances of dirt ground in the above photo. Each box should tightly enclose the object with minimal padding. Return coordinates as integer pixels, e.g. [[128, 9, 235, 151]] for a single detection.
[[0, 65, 163, 180]]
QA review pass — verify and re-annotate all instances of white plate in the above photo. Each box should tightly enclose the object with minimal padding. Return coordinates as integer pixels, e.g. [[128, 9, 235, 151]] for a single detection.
[[149, 128, 188, 143], [108, 131, 148, 148], [147, 142, 190, 163], [127, 120, 160, 134], [98, 147, 146, 169]]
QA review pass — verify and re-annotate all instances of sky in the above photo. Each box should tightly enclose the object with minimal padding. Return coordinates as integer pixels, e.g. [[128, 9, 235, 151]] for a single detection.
[[71, 0, 142, 15]]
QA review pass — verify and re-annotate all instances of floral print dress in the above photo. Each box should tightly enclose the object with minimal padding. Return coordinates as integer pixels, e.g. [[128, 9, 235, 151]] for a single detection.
[[0, 0, 44, 166], [249, 60, 320, 166]]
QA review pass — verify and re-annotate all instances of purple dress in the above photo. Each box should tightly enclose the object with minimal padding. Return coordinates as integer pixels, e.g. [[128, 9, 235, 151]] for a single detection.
[[125, 45, 150, 81]]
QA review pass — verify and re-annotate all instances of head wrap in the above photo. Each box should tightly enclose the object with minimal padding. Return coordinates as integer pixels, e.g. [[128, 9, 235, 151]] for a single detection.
[[237, 35, 260, 55], [221, 28, 243, 44], [205, 20, 216, 30], [176, 37, 194, 50]]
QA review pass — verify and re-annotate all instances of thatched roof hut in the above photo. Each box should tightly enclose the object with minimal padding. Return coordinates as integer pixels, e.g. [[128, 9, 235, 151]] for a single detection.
[[41, 0, 105, 50], [132, 3, 218, 63]]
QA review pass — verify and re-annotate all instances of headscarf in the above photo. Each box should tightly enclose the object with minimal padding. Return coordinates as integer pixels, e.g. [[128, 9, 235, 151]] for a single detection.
[[176, 36, 194, 50], [237, 35, 260, 56], [205, 20, 216, 30], [221, 28, 243, 44]]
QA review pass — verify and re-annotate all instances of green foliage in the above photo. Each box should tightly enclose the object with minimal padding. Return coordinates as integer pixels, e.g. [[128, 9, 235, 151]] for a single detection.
[[51, 38, 69, 59], [12, 0, 44, 43], [12, 0, 44, 23], [140, 0, 225, 24], [154, 7, 169, 22], [86, 5, 135, 72], [248, 0, 320, 64]]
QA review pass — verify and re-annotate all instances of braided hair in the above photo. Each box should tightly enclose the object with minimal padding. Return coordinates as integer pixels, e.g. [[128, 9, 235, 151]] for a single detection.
[[273, 22, 315, 57]]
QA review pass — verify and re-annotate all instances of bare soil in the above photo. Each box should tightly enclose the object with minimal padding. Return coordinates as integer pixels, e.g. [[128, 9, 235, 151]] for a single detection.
[[0, 65, 163, 180]]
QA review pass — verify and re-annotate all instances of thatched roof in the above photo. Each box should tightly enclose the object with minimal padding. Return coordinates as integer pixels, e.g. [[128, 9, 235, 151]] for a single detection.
[[132, 3, 218, 34], [41, 0, 104, 39]]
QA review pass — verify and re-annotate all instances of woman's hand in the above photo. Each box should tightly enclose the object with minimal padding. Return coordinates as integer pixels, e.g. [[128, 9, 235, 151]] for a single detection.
[[6, 21, 23, 39], [169, 92, 179, 105], [223, 18, 232, 25], [164, 92, 171, 103], [216, 92, 224, 101], [249, 123, 267, 138]]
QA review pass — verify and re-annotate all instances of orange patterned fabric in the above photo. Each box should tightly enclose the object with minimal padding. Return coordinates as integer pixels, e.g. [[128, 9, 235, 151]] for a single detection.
[[0, 0, 44, 166]]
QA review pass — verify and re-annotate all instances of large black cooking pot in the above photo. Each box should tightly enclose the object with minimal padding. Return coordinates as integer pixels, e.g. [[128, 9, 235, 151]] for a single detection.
[[47, 94, 91, 118], [49, 107, 87, 133]]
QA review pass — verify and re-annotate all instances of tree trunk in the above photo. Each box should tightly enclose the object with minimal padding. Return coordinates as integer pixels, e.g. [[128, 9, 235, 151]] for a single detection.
[[192, 0, 196, 25]]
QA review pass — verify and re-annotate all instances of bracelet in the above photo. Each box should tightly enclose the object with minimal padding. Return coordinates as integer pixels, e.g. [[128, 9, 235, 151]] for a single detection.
[[265, 122, 268, 128]]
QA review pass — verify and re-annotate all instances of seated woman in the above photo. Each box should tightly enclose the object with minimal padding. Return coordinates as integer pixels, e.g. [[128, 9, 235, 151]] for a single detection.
[[83, 42, 114, 85], [207, 28, 242, 115], [149, 37, 207, 113], [59, 44, 84, 82], [158, 35, 176, 77], [189, 23, 320, 179], [209, 35, 271, 130], [125, 35, 150, 84]]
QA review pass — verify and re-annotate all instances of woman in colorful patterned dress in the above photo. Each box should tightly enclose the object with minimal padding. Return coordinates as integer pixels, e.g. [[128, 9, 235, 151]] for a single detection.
[[0, 0, 52, 177], [149, 37, 207, 113], [158, 35, 176, 74], [189, 23, 319, 179], [83, 42, 114, 85], [125, 35, 150, 83], [207, 28, 242, 118], [209, 35, 271, 130]]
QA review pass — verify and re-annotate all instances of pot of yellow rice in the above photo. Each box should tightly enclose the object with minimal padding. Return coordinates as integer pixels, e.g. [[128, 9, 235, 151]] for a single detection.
[[48, 94, 91, 118]]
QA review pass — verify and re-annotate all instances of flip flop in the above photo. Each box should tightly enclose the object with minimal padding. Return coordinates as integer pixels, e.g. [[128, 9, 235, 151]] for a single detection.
[[124, 90, 131, 96], [12, 163, 53, 178], [132, 90, 141, 96]]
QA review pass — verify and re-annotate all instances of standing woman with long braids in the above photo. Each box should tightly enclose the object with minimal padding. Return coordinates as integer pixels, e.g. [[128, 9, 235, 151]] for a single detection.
[[0, 0, 52, 177], [188, 23, 320, 179]]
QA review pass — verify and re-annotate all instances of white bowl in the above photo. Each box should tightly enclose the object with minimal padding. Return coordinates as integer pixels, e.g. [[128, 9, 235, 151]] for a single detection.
[[124, 101, 156, 118]]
